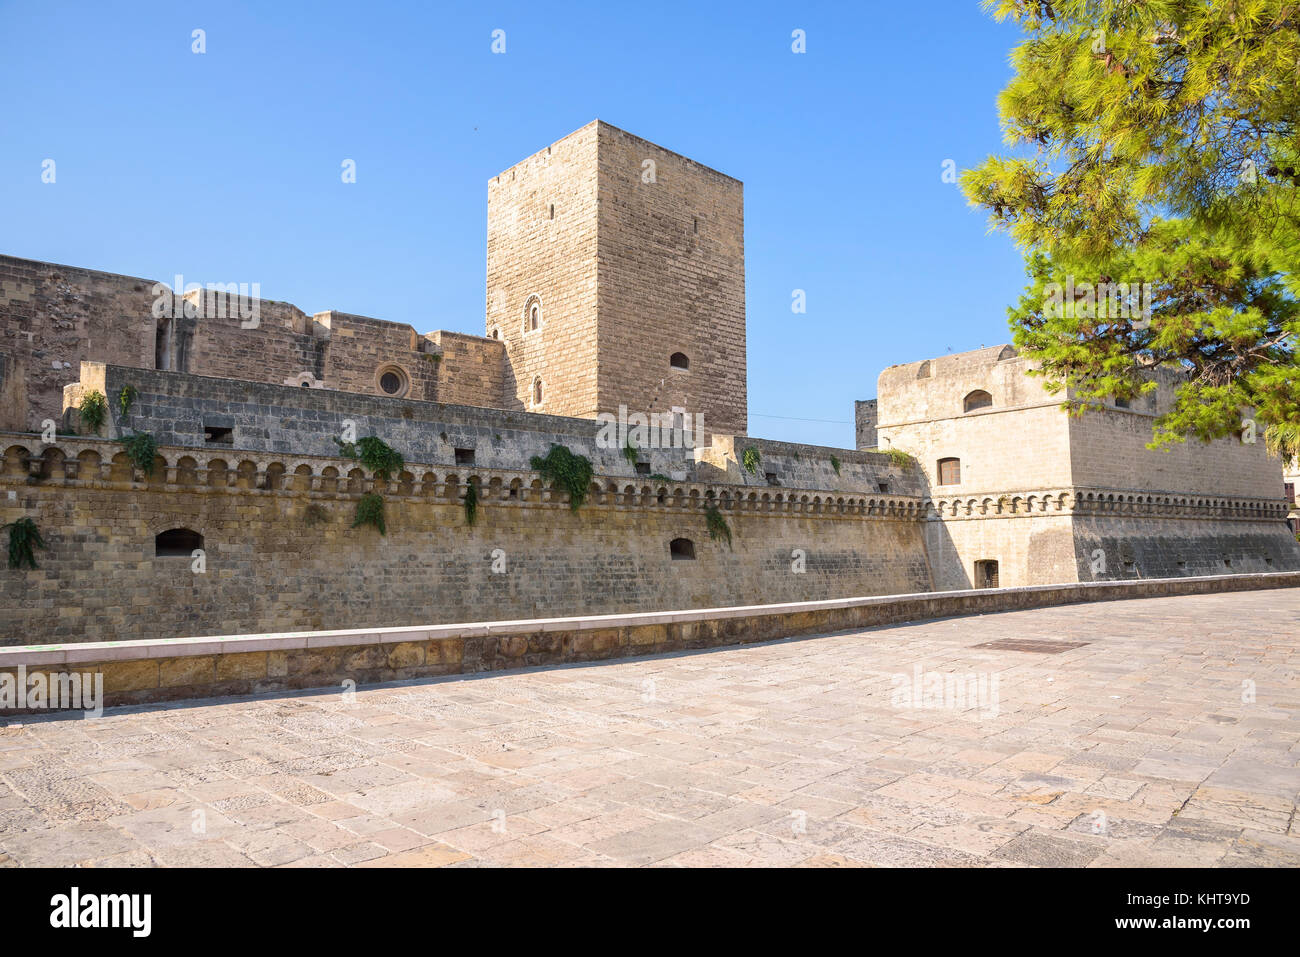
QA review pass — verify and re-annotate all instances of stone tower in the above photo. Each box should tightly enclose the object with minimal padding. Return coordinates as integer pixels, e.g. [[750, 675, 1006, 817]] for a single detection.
[[485, 120, 747, 435]]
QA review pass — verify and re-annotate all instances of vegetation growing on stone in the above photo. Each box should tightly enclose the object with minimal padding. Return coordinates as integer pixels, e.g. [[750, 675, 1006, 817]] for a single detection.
[[883, 448, 914, 468], [353, 492, 386, 535], [117, 384, 137, 419], [463, 478, 479, 526], [705, 504, 732, 550], [119, 431, 158, 475], [742, 446, 761, 474], [3, 517, 46, 570], [78, 390, 107, 434], [830, 455, 841, 475], [530, 444, 594, 512], [336, 436, 404, 481], [623, 439, 639, 468], [302, 503, 328, 527]]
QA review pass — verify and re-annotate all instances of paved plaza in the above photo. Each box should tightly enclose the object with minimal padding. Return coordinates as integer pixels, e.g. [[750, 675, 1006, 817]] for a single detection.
[[1, 589, 1297, 867]]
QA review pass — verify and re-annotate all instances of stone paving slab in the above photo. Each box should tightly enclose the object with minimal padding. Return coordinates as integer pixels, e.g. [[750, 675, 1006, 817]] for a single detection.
[[1, 589, 1297, 867]]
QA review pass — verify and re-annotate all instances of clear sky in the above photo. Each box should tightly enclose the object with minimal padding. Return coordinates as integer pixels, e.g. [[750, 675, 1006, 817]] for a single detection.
[[0, 0, 1028, 448]]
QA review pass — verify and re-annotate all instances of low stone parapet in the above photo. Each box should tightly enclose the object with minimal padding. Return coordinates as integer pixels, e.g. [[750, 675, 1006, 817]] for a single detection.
[[2, 571, 1297, 712]]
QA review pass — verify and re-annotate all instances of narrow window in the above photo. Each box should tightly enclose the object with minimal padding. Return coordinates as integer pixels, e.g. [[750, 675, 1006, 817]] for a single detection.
[[533, 377, 543, 406], [549, 204, 555, 220], [975, 559, 999, 588], [155, 528, 203, 557], [670, 538, 696, 560], [670, 352, 689, 370], [963, 390, 992, 413], [455, 448, 475, 466], [938, 457, 961, 485], [203, 426, 233, 445], [692, 217, 698, 234]]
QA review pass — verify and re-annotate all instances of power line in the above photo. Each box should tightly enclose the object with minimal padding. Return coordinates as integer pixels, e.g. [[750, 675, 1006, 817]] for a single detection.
[[750, 412, 852, 425]]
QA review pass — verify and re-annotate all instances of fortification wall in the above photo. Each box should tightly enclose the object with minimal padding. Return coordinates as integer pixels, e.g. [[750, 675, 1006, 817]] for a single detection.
[[0, 434, 933, 645], [0, 255, 155, 431], [1066, 403, 1283, 500], [921, 488, 1300, 588]]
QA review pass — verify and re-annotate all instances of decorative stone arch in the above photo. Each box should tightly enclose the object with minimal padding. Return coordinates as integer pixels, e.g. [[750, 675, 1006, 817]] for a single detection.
[[284, 371, 323, 389], [963, 390, 993, 413], [375, 364, 409, 398]]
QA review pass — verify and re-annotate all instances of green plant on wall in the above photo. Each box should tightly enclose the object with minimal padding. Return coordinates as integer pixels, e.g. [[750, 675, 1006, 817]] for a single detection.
[[622, 439, 639, 468], [463, 479, 479, 526], [830, 455, 841, 476], [705, 504, 732, 551], [78, 390, 107, 435], [119, 432, 158, 475], [530, 444, 594, 512], [742, 446, 761, 475], [3, 518, 46, 570], [353, 492, 386, 535], [883, 447, 915, 468], [336, 435, 404, 481], [648, 473, 671, 482], [117, 384, 137, 419]]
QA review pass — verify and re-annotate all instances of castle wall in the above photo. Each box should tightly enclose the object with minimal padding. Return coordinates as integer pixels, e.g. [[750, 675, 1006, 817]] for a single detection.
[[876, 349, 1073, 492], [1066, 389, 1284, 500], [594, 123, 747, 434], [922, 511, 1079, 590], [486, 123, 601, 419], [0, 436, 933, 645], [0, 255, 155, 431]]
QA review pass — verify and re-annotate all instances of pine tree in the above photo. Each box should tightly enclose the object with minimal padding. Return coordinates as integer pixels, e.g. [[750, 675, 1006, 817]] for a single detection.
[[963, 1, 1300, 448]]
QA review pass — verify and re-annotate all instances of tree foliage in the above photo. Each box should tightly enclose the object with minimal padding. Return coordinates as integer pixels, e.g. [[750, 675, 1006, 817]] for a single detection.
[[964, 0, 1300, 447]]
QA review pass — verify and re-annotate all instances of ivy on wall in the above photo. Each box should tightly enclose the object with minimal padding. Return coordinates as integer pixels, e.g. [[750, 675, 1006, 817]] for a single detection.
[[531, 444, 594, 512], [3, 518, 46, 570], [119, 432, 158, 475], [353, 492, 386, 535]]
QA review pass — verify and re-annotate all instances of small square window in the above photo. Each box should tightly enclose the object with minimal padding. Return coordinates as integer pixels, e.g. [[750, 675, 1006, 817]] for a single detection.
[[634, 461, 650, 476], [454, 448, 475, 466], [204, 426, 233, 445]]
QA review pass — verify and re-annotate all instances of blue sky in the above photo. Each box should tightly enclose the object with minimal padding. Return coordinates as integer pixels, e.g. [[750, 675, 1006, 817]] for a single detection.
[[0, 0, 1027, 448]]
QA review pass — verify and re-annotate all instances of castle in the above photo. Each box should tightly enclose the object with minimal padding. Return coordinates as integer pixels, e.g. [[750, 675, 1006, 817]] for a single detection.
[[1, 120, 1297, 645]]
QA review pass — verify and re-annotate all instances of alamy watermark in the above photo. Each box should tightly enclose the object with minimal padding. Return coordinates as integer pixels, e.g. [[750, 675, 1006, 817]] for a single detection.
[[1043, 277, 1153, 325], [152, 274, 260, 328], [595, 404, 705, 451], [1, 665, 103, 718], [890, 663, 999, 718]]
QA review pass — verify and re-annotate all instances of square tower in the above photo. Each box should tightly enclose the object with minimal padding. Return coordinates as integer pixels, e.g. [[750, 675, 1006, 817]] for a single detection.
[[485, 120, 747, 434]]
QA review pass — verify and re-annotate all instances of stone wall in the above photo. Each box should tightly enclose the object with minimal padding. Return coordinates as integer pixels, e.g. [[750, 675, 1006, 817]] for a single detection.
[[0, 432, 933, 645], [0, 255, 155, 432], [855, 399, 878, 451], [4, 571, 1297, 711], [595, 122, 747, 434], [485, 123, 601, 419], [0, 255, 506, 430]]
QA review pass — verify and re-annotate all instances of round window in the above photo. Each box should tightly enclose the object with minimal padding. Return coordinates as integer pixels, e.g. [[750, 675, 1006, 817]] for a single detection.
[[378, 369, 406, 395]]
